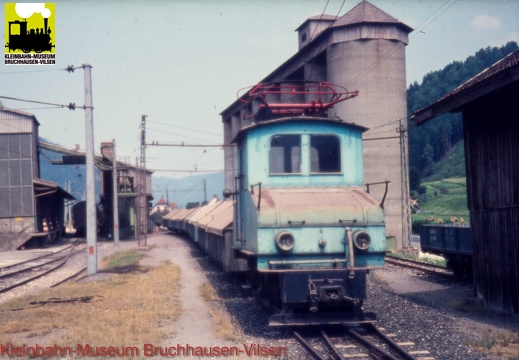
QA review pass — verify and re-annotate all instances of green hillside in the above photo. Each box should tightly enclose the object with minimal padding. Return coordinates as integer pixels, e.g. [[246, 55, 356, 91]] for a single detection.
[[412, 177, 469, 233]]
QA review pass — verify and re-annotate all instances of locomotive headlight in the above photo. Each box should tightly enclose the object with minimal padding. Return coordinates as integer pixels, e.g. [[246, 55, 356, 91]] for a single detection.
[[353, 230, 371, 251], [275, 231, 295, 252]]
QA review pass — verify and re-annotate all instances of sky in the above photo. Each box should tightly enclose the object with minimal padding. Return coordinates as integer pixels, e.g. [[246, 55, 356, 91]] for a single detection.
[[1, 0, 518, 194]]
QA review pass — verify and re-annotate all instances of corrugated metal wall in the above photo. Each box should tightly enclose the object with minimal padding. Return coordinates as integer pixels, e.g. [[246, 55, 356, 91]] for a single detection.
[[464, 83, 519, 314]]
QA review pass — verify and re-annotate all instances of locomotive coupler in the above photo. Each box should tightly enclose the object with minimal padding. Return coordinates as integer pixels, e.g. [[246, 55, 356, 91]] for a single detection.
[[308, 279, 319, 312]]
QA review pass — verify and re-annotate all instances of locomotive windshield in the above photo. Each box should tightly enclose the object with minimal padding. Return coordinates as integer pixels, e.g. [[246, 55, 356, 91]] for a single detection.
[[269, 135, 301, 174], [310, 135, 341, 173], [269, 134, 341, 175]]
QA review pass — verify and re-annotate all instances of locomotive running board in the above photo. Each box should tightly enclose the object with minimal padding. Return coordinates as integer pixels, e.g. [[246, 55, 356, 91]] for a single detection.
[[269, 311, 376, 327]]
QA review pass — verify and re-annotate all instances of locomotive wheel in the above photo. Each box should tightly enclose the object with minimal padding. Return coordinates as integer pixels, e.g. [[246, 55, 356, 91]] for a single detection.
[[22, 49, 31, 53], [35, 49, 43, 53]]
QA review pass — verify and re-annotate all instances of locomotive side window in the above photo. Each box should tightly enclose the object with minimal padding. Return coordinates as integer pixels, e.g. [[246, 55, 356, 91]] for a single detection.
[[310, 135, 341, 173], [270, 135, 301, 174]]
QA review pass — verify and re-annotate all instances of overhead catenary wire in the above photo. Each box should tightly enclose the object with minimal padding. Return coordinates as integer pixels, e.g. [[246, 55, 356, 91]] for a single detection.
[[0, 95, 80, 110], [147, 119, 221, 137], [147, 127, 221, 145]]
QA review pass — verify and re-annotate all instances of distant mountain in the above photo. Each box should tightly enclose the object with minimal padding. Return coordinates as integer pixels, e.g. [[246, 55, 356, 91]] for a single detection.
[[152, 172, 225, 209]]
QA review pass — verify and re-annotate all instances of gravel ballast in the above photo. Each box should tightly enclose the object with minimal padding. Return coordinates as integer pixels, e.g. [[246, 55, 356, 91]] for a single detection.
[[2, 231, 518, 359]]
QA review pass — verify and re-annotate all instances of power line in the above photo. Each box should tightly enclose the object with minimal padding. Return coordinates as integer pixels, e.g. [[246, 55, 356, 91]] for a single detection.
[[147, 127, 220, 144], [0, 68, 64, 75], [152, 169, 226, 173], [0, 95, 79, 110], [147, 142, 233, 148], [147, 120, 221, 137]]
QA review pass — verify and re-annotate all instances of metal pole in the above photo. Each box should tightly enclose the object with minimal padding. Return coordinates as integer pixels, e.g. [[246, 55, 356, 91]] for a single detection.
[[112, 138, 119, 246], [138, 115, 147, 246], [84, 64, 97, 275]]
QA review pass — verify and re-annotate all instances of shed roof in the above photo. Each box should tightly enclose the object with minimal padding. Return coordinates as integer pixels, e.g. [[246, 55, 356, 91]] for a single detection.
[[412, 49, 519, 125], [33, 178, 75, 200], [0, 107, 40, 126], [38, 141, 154, 174]]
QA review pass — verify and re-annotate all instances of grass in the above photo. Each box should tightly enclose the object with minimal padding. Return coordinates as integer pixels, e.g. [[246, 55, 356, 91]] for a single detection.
[[102, 250, 146, 271], [198, 282, 241, 342], [388, 250, 447, 267], [412, 177, 470, 234], [0, 250, 182, 355], [465, 328, 519, 359]]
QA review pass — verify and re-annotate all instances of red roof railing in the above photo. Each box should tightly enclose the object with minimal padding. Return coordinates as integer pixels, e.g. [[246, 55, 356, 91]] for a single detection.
[[238, 81, 358, 121]]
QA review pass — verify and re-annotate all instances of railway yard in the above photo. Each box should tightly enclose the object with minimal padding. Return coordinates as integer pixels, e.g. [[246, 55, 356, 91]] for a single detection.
[[1, 231, 518, 359]]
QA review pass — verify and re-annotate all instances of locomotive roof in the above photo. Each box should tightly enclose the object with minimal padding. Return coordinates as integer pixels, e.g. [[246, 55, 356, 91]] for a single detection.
[[230, 116, 368, 144]]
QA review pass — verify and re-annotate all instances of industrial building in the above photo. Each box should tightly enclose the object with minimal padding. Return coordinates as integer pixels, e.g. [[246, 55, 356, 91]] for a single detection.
[[220, 1, 413, 249], [412, 50, 519, 314], [39, 140, 154, 239], [0, 108, 74, 250]]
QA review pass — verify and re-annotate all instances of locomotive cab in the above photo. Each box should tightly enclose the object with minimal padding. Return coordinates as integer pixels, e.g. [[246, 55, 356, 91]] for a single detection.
[[229, 116, 386, 326]]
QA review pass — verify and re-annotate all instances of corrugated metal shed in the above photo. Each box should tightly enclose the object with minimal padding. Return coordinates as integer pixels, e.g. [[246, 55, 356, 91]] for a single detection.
[[0, 108, 40, 133], [411, 49, 519, 314]]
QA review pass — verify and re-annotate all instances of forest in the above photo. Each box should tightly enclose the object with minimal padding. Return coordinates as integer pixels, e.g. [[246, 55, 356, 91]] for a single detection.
[[407, 41, 518, 191]]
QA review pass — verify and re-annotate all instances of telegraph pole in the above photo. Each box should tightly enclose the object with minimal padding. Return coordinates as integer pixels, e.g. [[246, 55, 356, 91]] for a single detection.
[[399, 118, 412, 248], [112, 138, 119, 246], [83, 64, 97, 275], [138, 115, 148, 247]]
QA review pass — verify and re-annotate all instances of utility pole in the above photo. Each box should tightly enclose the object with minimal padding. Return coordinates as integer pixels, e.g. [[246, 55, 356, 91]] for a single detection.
[[203, 179, 207, 204], [112, 138, 119, 246], [138, 115, 147, 247], [83, 64, 97, 275], [166, 188, 169, 206], [399, 118, 412, 248]]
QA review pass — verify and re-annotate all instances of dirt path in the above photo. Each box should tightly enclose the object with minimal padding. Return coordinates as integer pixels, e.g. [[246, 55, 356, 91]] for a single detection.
[[140, 232, 239, 349]]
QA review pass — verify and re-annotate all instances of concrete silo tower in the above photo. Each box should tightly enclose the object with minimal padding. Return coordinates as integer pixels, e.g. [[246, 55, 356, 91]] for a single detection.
[[332, 1, 412, 249], [221, 1, 413, 249], [299, 1, 413, 248]]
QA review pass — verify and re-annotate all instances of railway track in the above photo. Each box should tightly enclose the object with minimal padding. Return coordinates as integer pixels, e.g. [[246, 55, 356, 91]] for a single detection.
[[0, 242, 87, 294], [384, 256, 453, 278], [293, 323, 434, 360]]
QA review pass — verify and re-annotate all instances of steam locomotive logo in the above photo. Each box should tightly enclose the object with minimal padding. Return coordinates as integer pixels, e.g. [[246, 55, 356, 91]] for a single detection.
[[4, 3, 55, 54]]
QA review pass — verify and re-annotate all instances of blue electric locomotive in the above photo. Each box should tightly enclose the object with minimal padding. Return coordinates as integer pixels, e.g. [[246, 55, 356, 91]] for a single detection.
[[225, 88, 388, 325]]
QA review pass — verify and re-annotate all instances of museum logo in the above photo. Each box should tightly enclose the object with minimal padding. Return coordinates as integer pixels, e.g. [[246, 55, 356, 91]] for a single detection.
[[4, 3, 56, 65]]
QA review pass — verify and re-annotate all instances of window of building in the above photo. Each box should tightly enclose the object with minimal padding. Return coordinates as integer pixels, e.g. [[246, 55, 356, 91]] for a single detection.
[[269, 135, 301, 174], [301, 32, 307, 43], [310, 135, 341, 173]]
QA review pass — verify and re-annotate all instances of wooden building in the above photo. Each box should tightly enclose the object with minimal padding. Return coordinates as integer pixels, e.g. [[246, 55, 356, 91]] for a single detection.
[[412, 50, 519, 314]]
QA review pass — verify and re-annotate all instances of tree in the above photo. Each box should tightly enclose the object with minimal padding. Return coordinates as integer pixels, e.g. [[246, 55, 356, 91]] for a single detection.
[[186, 202, 200, 209]]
